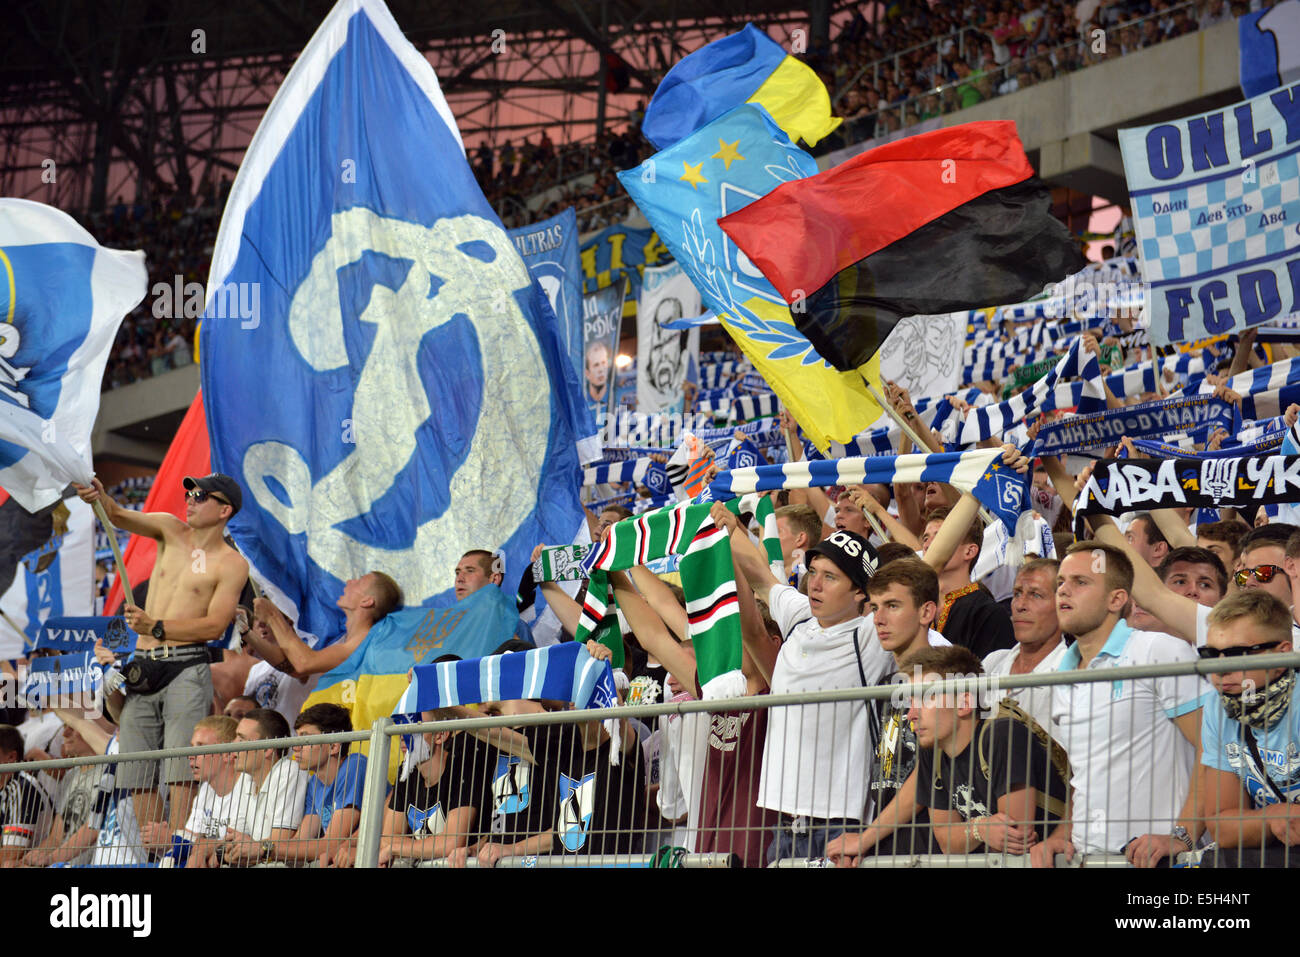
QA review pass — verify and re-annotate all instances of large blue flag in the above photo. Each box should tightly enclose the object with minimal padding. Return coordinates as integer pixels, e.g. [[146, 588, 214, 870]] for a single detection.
[[0, 200, 147, 511], [199, 0, 588, 640]]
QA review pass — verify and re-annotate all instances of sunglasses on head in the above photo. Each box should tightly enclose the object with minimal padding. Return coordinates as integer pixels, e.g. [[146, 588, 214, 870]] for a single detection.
[[1197, 641, 1284, 660], [186, 488, 231, 508], [1233, 564, 1286, 587]]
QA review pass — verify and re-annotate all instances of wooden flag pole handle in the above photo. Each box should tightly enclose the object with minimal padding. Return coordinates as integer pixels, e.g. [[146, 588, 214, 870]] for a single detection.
[[93, 500, 134, 608], [0, 607, 25, 642], [861, 508, 890, 542]]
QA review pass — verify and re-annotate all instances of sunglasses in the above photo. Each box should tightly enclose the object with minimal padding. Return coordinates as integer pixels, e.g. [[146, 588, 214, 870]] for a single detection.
[[1233, 564, 1286, 587], [186, 488, 231, 508], [1197, 641, 1284, 660]]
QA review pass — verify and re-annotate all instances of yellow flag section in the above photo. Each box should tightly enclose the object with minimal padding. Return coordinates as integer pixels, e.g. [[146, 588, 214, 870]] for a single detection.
[[299, 585, 525, 782], [745, 54, 842, 150], [301, 672, 407, 783], [719, 296, 885, 450]]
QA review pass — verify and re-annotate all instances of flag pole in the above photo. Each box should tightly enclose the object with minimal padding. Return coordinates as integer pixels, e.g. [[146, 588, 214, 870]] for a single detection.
[[862, 508, 890, 542], [863, 379, 996, 528], [93, 501, 134, 608]]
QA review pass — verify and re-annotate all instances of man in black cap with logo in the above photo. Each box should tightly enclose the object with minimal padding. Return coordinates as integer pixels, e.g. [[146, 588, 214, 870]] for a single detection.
[[75, 473, 248, 836], [713, 503, 894, 863]]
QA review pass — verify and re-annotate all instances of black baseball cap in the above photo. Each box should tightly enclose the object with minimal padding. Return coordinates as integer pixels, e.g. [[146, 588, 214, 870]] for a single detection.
[[806, 529, 879, 591], [183, 473, 242, 514]]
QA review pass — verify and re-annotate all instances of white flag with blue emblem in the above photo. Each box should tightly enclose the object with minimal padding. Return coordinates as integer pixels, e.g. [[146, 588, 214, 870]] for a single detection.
[[0, 200, 147, 512], [199, 0, 588, 639]]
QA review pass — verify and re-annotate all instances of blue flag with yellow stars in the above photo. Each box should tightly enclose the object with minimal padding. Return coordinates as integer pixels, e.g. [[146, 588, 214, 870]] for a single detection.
[[617, 104, 883, 452]]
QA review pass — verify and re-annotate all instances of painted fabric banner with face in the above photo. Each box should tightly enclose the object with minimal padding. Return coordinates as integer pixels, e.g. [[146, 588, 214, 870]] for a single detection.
[[637, 262, 701, 414], [581, 278, 626, 425]]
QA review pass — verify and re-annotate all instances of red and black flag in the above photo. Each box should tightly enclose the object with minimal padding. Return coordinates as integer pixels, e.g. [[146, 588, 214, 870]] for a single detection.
[[717, 121, 1086, 371]]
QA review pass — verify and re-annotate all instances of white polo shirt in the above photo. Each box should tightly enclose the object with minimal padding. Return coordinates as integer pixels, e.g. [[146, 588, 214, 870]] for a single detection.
[[758, 585, 894, 821], [1051, 619, 1213, 854], [983, 640, 1070, 744]]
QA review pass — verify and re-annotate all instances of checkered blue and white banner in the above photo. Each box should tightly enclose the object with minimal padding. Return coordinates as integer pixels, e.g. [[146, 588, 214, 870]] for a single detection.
[[1119, 82, 1300, 345]]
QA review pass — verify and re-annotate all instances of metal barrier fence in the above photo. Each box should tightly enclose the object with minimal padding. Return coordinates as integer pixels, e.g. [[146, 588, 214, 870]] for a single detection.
[[3, 651, 1299, 869]]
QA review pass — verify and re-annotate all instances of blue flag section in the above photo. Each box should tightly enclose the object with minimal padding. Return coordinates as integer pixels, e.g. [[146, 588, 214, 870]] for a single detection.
[[199, 0, 588, 640], [0, 201, 147, 511], [1240, 1, 1300, 98], [1117, 83, 1300, 345], [509, 208, 597, 451], [21, 651, 102, 709], [509, 208, 583, 375], [34, 615, 134, 654], [1030, 395, 1239, 456], [394, 640, 618, 714]]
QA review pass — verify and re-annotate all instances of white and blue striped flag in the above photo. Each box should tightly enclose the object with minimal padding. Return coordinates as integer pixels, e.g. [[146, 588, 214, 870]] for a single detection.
[[0, 200, 147, 511]]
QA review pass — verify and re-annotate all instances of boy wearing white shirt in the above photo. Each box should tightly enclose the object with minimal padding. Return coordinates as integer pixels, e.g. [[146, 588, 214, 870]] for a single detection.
[[718, 506, 893, 864], [222, 708, 309, 865], [141, 715, 253, 868], [825, 558, 951, 864]]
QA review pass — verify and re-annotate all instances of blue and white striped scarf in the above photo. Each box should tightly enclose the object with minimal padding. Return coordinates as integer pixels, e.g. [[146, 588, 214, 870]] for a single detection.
[[582, 457, 672, 496], [395, 641, 618, 714], [710, 448, 1030, 536], [1193, 357, 1300, 399], [951, 339, 1105, 444]]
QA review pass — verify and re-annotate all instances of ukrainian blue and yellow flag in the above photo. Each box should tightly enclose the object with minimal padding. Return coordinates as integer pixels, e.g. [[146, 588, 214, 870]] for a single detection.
[[618, 104, 882, 451], [301, 584, 523, 779], [642, 24, 841, 152]]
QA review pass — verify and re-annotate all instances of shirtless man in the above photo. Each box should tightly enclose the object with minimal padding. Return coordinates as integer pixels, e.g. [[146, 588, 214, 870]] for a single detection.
[[75, 473, 248, 832]]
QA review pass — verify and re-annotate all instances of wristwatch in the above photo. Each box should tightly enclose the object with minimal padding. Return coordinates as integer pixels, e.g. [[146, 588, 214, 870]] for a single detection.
[[152, 620, 166, 641], [260, 840, 276, 863], [1171, 825, 1194, 851]]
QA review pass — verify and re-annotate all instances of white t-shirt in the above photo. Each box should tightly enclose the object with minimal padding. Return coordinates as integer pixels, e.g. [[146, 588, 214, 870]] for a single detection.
[[758, 584, 894, 820], [244, 660, 318, 725], [656, 690, 710, 850], [239, 757, 309, 840], [982, 640, 1070, 743], [182, 775, 256, 841], [1051, 620, 1212, 853], [90, 740, 148, 867]]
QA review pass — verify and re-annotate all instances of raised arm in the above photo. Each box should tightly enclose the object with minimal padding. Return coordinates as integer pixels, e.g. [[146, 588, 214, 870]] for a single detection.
[[628, 566, 688, 641], [850, 485, 919, 549], [710, 502, 778, 605], [74, 478, 186, 541], [920, 492, 982, 573], [609, 570, 697, 693], [256, 595, 356, 675], [1089, 513, 1200, 645]]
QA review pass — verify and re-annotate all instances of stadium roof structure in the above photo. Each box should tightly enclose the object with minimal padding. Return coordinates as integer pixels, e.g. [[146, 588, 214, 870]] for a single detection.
[[2, 0, 836, 210]]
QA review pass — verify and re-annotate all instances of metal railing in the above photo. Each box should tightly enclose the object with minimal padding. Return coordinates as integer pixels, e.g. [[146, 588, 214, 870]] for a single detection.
[[4, 649, 1298, 869]]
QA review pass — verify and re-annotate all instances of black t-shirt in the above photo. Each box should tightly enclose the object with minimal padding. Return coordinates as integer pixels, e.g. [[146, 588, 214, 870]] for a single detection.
[[482, 733, 553, 846], [391, 732, 493, 839], [939, 586, 1015, 660], [914, 716, 1068, 840], [867, 701, 933, 855], [524, 723, 651, 857]]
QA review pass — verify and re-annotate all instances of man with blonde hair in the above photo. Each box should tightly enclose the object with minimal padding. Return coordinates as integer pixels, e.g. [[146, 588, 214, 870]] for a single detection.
[[1196, 590, 1300, 862]]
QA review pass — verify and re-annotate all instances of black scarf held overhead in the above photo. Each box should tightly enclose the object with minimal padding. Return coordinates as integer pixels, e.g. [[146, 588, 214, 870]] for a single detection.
[[1072, 455, 1300, 538]]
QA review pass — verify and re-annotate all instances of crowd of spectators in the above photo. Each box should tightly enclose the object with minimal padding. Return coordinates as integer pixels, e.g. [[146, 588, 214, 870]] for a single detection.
[[471, 122, 652, 232], [83, 185, 227, 392], [813, 0, 1235, 146]]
